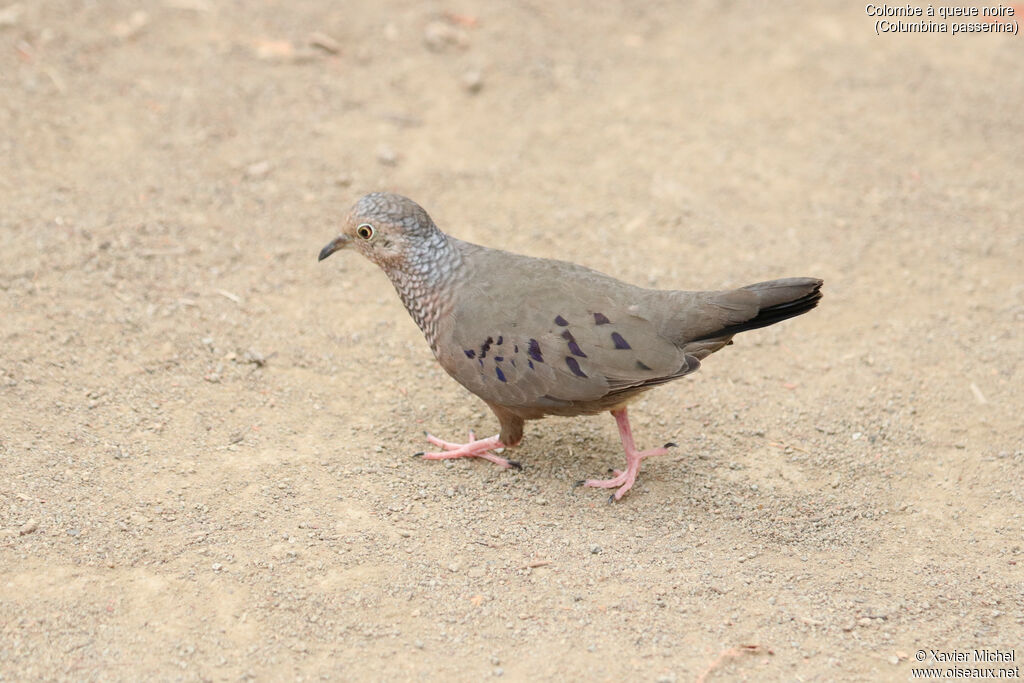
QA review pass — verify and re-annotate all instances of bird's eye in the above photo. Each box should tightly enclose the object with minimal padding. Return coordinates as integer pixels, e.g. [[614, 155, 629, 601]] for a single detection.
[[356, 223, 375, 240]]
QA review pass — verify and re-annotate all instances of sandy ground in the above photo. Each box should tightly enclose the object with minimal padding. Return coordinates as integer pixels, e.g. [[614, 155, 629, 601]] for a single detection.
[[2, 1, 1022, 681]]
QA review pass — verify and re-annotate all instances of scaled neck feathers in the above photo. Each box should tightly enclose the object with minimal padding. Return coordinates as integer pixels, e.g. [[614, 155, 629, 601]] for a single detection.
[[384, 232, 462, 349]]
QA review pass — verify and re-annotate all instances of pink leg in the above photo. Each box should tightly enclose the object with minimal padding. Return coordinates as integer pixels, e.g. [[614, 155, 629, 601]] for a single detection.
[[578, 408, 675, 501], [415, 430, 521, 470]]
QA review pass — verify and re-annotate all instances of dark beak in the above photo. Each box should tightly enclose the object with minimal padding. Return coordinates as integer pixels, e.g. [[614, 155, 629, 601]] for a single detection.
[[318, 235, 350, 262]]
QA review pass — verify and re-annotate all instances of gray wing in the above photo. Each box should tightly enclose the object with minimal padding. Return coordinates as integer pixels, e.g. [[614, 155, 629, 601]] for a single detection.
[[438, 246, 700, 411]]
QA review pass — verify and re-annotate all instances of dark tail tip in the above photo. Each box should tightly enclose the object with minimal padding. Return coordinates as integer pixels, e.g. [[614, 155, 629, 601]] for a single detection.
[[695, 278, 823, 341], [744, 278, 823, 329]]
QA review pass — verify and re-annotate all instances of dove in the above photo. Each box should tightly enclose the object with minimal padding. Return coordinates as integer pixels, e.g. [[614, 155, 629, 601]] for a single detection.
[[319, 193, 822, 500]]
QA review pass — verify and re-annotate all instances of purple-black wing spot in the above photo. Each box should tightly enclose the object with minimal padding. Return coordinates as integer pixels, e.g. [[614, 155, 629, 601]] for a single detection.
[[480, 336, 494, 358], [527, 360, 534, 369], [528, 339, 544, 363], [559, 329, 587, 357], [495, 367, 507, 383], [464, 349, 476, 359], [567, 341, 587, 358], [554, 315, 569, 326], [494, 356, 504, 362], [565, 356, 587, 378], [496, 335, 503, 345], [593, 312, 611, 325], [611, 332, 631, 350], [514, 344, 519, 353], [636, 360, 651, 371]]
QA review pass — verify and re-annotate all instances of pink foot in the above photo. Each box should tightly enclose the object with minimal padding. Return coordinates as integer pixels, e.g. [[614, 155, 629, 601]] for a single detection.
[[577, 408, 676, 501], [415, 430, 520, 470]]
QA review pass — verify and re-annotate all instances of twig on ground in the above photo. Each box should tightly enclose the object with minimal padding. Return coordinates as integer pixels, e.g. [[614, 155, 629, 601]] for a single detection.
[[696, 644, 773, 683]]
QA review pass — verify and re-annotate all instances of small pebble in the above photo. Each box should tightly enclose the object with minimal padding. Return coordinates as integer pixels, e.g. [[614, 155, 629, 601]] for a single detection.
[[111, 10, 148, 40], [245, 160, 271, 179], [0, 4, 23, 27], [461, 70, 484, 94], [308, 31, 341, 54], [376, 145, 398, 166], [19, 519, 38, 535], [423, 21, 468, 51]]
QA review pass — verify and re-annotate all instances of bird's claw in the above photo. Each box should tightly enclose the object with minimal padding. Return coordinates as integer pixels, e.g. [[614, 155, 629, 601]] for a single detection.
[[416, 432, 515, 469]]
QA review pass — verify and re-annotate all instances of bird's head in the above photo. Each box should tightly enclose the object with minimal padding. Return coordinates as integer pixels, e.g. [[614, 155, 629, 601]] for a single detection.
[[318, 192, 442, 272]]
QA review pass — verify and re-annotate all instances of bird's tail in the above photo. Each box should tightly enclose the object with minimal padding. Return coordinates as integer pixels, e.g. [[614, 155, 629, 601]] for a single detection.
[[692, 277, 823, 342]]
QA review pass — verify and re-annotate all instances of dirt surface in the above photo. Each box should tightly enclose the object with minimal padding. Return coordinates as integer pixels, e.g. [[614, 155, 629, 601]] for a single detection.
[[2, 1, 1022, 681]]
